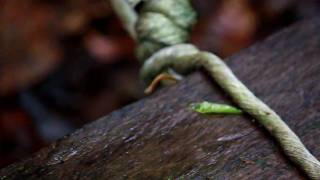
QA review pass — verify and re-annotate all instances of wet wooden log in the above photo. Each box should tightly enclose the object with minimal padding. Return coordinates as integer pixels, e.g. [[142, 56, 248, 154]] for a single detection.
[[1, 19, 320, 180]]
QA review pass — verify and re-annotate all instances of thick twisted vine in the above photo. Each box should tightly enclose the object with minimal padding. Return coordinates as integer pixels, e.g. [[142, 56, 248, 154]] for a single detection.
[[112, 0, 196, 62], [110, 0, 320, 179]]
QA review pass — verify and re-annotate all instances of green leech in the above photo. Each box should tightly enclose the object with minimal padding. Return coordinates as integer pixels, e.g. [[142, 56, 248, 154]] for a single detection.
[[190, 101, 242, 115]]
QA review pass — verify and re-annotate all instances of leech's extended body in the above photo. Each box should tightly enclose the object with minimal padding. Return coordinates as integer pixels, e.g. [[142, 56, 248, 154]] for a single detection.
[[110, 0, 320, 179], [190, 101, 242, 115]]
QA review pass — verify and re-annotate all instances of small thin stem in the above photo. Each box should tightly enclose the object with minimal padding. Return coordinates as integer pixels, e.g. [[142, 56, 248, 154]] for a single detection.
[[144, 72, 179, 94]]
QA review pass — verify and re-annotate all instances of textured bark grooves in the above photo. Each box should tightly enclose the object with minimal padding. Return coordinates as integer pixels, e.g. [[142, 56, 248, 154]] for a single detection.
[[1, 19, 320, 180]]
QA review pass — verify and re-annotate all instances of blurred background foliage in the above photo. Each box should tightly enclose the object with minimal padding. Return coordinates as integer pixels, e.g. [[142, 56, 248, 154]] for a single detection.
[[0, 0, 319, 168]]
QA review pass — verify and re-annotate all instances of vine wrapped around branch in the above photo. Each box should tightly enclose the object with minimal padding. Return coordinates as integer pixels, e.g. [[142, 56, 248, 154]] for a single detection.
[[110, 0, 320, 179]]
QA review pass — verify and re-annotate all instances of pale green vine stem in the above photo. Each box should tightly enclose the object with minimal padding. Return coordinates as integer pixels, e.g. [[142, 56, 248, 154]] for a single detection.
[[110, 0, 320, 179], [109, 0, 138, 40]]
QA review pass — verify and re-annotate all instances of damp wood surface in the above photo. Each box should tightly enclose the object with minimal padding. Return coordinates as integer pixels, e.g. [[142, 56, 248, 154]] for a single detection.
[[1, 19, 320, 180]]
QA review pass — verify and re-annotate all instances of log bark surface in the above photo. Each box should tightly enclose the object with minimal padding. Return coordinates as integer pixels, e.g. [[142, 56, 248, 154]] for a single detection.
[[1, 19, 320, 180]]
